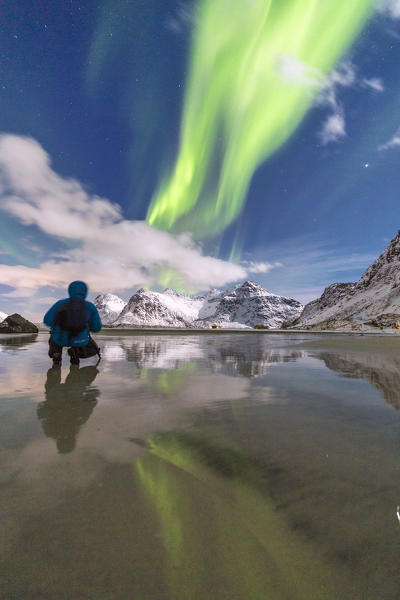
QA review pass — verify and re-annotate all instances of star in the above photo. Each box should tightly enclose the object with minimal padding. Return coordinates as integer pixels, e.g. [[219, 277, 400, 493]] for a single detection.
[[364, 163, 369, 168]]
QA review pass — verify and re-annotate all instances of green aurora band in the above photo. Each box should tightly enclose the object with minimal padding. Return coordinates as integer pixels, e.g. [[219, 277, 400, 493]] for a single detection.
[[147, 0, 374, 238]]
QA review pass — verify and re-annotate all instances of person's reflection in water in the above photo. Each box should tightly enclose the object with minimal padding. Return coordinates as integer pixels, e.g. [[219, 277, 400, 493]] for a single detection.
[[37, 366, 100, 453]]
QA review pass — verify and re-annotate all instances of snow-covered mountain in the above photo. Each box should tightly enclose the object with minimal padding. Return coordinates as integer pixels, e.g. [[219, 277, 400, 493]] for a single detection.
[[109, 281, 302, 329], [291, 231, 400, 330], [115, 288, 204, 327], [0, 312, 7, 322], [194, 281, 302, 328], [94, 294, 126, 325]]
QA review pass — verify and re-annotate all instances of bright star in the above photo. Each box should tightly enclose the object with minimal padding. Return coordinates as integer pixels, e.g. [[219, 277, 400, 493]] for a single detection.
[[364, 163, 369, 168]]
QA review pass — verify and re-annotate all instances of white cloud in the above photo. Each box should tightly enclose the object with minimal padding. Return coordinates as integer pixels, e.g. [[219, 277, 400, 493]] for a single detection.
[[244, 261, 283, 274], [0, 135, 247, 297], [376, 0, 400, 18], [315, 63, 356, 145], [166, 2, 195, 34], [319, 112, 346, 145], [328, 63, 356, 87], [362, 77, 385, 92], [275, 57, 350, 145], [275, 54, 321, 87], [31, 296, 62, 305], [276, 57, 383, 145], [378, 126, 400, 150]]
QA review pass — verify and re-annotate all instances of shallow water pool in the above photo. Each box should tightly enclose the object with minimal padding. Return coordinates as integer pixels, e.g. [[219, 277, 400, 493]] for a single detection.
[[1, 331, 399, 599]]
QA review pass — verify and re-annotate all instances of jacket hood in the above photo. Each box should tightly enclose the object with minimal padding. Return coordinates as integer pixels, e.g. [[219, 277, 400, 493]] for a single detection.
[[68, 281, 88, 299]]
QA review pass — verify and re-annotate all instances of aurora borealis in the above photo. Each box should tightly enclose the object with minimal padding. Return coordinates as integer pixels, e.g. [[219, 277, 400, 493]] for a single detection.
[[0, 1, 400, 316], [148, 0, 374, 237]]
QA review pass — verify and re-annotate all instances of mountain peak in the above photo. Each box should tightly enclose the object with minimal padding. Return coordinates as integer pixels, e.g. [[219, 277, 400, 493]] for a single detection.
[[94, 293, 127, 325], [231, 280, 273, 297]]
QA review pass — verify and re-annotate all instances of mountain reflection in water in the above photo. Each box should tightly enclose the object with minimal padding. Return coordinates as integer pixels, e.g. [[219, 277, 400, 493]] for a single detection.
[[102, 334, 304, 379], [315, 350, 400, 409]]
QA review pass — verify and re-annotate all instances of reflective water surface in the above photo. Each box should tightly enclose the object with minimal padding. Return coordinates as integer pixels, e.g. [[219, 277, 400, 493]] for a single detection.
[[1, 332, 400, 600]]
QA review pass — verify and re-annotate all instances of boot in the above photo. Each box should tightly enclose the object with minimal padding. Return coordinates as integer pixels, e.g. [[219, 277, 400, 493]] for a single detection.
[[52, 352, 62, 367], [68, 347, 80, 366]]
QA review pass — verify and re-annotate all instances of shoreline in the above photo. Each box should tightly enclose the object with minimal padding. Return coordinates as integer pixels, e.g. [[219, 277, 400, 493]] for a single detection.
[[96, 327, 400, 336], [4, 328, 400, 338]]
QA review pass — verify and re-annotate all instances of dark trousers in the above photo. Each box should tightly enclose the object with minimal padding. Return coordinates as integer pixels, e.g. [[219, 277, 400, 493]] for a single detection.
[[48, 335, 100, 363], [48, 335, 63, 359]]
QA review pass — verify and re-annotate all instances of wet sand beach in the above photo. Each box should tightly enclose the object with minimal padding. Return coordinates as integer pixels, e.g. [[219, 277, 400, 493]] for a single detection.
[[0, 331, 399, 599]]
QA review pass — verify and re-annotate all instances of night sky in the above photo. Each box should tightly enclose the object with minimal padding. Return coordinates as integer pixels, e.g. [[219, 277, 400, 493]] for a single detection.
[[1, 0, 400, 319]]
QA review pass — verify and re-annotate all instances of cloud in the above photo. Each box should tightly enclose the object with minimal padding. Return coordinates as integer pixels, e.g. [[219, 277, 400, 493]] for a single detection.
[[316, 65, 383, 145], [321, 62, 356, 103], [378, 126, 400, 150], [166, 2, 195, 34], [275, 54, 321, 87], [376, 0, 400, 18], [362, 77, 385, 92], [319, 113, 346, 145], [0, 135, 246, 297], [315, 63, 356, 145], [31, 296, 62, 305], [276, 57, 383, 145], [244, 261, 283, 274], [275, 57, 351, 145]]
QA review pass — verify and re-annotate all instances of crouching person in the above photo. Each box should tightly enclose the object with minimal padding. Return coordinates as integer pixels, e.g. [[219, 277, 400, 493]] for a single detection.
[[44, 281, 102, 366]]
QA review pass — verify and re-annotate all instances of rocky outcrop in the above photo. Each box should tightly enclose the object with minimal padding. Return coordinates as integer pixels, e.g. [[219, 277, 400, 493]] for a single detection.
[[291, 231, 400, 330], [0, 313, 39, 334], [365, 314, 400, 329]]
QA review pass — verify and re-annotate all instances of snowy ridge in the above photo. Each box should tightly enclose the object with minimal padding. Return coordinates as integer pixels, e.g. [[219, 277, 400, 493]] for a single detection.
[[292, 231, 400, 330], [94, 294, 126, 325], [106, 280, 303, 329], [116, 288, 199, 327], [0, 311, 7, 323]]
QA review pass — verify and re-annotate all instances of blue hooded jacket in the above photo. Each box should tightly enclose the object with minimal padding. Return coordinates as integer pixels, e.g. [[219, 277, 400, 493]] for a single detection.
[[43, 281, 102, 347]]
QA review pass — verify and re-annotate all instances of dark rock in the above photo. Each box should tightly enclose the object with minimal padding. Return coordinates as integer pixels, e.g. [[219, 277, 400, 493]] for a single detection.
[[0, 313, 39, 334]]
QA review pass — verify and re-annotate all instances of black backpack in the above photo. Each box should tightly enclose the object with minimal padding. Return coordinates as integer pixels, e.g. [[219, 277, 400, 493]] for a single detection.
[[55, 298, 88, 337]]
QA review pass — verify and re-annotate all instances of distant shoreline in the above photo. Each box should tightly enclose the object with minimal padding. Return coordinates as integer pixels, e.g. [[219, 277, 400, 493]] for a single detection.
[[12, 326, 400, 337], [98, 327, 400, 336]]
